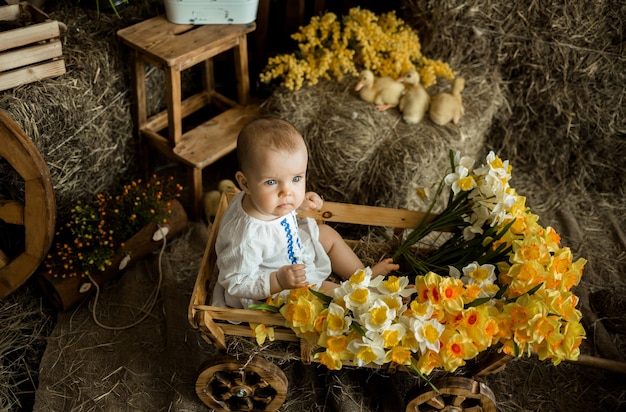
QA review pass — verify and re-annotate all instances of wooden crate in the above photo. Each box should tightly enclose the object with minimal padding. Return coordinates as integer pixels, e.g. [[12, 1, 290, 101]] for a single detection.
[[0, 2, 66, 91]]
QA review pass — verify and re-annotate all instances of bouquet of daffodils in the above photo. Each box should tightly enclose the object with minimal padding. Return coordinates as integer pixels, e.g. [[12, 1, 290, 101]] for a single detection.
[[251, 151, 586, 376]]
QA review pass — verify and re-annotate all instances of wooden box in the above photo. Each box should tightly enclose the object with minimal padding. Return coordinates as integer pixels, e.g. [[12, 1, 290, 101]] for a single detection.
[[0, 2, 66, 92]]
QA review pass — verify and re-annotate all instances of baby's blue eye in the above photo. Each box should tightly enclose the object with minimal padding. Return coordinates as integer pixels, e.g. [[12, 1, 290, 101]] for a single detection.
[[266, 179, 277, 186], [293, 176, 302, 182]]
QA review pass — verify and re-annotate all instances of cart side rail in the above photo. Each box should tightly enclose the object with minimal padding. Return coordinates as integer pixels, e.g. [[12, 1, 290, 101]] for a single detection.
[[298, 199, 432, 229], [188, 191, 234, 328]]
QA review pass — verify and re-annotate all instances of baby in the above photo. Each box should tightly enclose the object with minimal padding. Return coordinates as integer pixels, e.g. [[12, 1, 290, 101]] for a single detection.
[[213, 115, 398, 309]]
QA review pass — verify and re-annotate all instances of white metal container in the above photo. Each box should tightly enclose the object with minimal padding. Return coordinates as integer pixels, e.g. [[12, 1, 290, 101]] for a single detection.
[[164, 0, 259, 25]]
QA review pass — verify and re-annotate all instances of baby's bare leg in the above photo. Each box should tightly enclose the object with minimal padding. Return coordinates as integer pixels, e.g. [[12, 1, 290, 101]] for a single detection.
[[318, 224, 364, 280], [318, 280, 340, 295]]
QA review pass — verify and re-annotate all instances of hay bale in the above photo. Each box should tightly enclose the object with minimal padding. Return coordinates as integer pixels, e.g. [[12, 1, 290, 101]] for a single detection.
[[0, 0, 165, 220], [400, 0, 626, 192], [0, 284, 54, 411], [263, 63, 504, 210]]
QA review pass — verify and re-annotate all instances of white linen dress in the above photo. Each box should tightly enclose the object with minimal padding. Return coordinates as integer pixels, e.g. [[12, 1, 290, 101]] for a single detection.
[[213, 191, 332, 309]]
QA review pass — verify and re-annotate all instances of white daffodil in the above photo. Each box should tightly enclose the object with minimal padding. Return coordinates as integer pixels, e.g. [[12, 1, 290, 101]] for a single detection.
[[451, 150, 476, 172], [444, 164, 476, 195], [407, 299, 435, 321], [336, 267, 381, 297], [326, 302, 352, 336], [380, 323, 406, 348], [380, 294, 407, 316], [448, 266, 461, 279], [343, 286, 372, 314], [376, 275, 415, 298], [474, 151, 511, 181], [402, 314, 445, 355], [347, 333, 387, 366], [462, 262, 496, 285], [416, 319, 445, 353], [489, 198, 514, 227], [463, 203, 490, 239], [456, 261, 498, 299], [359, 299, 396, 333], [347, 267, 376, 288]]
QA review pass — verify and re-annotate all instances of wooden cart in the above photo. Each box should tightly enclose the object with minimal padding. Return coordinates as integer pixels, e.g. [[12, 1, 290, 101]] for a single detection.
[[188, 192, 512, 411]]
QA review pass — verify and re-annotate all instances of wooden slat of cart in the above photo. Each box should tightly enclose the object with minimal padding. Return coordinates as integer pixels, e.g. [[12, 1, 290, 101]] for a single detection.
[[298, 200, 433, 229]]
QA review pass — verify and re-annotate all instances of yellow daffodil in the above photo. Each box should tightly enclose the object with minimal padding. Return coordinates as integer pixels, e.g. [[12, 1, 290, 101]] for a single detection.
[[384, 346, 412, 366], [280, 292, 325, 335], [454, 306, 492, 349], [413, 349, 443, 375], [504, 260, 546, 298], [438, 277, 466, 314], [326, 302, 352, 336], [439, 330, 478, 372], [316, 350, 343, 370], [250, 323, 275, 345]]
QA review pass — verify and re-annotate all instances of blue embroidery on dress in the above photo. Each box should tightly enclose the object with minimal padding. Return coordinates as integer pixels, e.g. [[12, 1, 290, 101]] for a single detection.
[[280, 216, 300, 264]]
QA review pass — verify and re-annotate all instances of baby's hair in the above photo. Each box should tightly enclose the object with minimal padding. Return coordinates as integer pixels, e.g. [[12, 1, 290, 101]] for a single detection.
[[237, 115, 305, 172]]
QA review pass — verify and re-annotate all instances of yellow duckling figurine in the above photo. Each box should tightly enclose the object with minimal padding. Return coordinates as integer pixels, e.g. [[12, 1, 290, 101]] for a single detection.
[[398, 70, 430, 124], [203, 179, 240, 221], [354, 70, 406, 111], [428, 77, 465, 126]]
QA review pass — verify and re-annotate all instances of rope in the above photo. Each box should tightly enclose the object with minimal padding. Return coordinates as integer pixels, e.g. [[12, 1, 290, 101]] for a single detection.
[[86, 226, 167, 331]]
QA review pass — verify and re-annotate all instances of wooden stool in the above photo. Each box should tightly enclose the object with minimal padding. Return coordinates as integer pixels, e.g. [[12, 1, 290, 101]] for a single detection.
[[117, 16, 260, 219]]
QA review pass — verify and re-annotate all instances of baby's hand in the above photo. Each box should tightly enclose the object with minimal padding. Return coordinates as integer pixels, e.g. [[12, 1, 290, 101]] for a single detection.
[[276, 264, 308, 289], [298, 192, 323, 212]]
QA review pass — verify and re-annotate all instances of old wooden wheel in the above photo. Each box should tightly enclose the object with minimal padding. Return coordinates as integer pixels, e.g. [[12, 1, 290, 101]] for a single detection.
[[0, 110, 55, 299], [406, 377, 497, 412], [196, 354, 288, 412]]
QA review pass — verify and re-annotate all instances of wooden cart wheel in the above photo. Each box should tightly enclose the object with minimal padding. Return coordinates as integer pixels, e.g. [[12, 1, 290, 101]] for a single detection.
[[405, 377, 497, 412], [196, 354, 288, 412], [0, 110, 55, 299]]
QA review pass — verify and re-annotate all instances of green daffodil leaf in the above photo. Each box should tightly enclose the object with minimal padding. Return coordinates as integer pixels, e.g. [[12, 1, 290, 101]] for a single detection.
[[350, 322, 368, 338], [464, 297, 492, 308], [309, 288, 333, 305], [248, 303, 280, 313]]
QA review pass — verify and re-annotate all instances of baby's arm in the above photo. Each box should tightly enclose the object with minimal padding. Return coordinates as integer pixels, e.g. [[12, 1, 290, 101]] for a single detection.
[[217, 238, 274, 301], [218, 241, 310, 299], [298, 191, 323, 212], [270, 264, 309, 293]]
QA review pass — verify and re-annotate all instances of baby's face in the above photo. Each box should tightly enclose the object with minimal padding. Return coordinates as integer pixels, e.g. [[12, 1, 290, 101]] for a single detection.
[[240, 145, 308, 220]]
